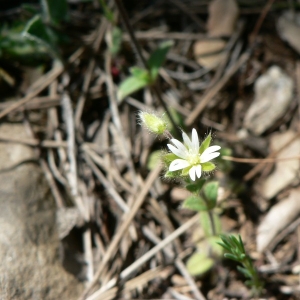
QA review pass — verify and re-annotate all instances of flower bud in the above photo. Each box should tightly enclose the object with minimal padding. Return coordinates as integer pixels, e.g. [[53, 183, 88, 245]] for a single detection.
[[139, 111, 168, 135]]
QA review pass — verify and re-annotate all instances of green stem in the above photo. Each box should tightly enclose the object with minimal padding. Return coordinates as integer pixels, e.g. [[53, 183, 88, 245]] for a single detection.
[[208, 209, 216, 236], [113, 0, 180, 138]]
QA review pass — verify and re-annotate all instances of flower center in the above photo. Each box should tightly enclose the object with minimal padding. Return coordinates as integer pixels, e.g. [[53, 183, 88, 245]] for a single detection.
[[187, 150, 200, 165]]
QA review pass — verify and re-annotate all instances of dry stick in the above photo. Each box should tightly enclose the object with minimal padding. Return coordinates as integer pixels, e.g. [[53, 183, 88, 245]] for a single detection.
[[0, 63, 63, 120], [40, 158, 64, 208], [105, 50, 138, 189], [84, 149, 130, 213], [0, 96, 60, 111], [86, 214, 199, 300], [185, 51, 250, 126], [113, 0, 180, 137], [175, 259, 206, 300], [142, 226, 205, 300], [167, 0, 205, 30], [0, 136, 67, 148], [243, 132, 300, 181], [99, 267, 165, 300], [86, 144, 133, 193], [186, 0, 275, 127], [249, 0, 275, 44], [75, 18, 107, 128], [122, 31, 207, 41], [75, 59, 96, 129], [223, 155, 300, 163], [297, 61, 300, 128], [79, 164, 162, 300]]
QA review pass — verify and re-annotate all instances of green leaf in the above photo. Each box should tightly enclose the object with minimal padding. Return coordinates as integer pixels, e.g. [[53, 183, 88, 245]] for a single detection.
[[185, 179, 206, 193], [224, 253, 240, 262], [110, 26, 122, 55], [207, 236, 224, 257], [199, 132, 212, 154], [217, 241, 231, 253], [238, 235, 246, 253], [147, 40, 173, 81], [130, 66, 148, 78], [186, 252, 214, 276], [22, 15, 58, 58], [237, 266, 252, 278], [203, 181, 218, 209], [183, 195, 208, 211], [117, 73, 150, 101], [41, 0, 68, 25], [202, 162, 216, 172], [99, 0, 115, 23], [147, 150, 161, 171]]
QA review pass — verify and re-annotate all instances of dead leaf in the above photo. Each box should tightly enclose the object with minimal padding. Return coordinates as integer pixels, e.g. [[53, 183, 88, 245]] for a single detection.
[[257, 188, 300, 252], [207, 0, 239, 37], [260, 130, 300, 199], [193, 39, 226, 69], [244, 66, 294, 135], [277, 11, 300, 55]]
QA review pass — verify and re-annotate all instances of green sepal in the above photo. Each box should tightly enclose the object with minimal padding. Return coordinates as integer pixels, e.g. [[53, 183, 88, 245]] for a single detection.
[[199, 132, 212, 154], [202, 162, 216, 172], [165, 170, 180, 178], [181, 167, 190, 176], [183, 195, 208, 211], [162, 153, 178, 165]]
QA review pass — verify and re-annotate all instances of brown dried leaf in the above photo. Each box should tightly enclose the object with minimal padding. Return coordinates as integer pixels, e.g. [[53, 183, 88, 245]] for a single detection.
[[257, 188, 300, 252], [260, 131, 300, 199], [193, 39, 226, 69], [244, 66, 294, 136], [277, 11, 300, 55], [207, 0, 239, 37]]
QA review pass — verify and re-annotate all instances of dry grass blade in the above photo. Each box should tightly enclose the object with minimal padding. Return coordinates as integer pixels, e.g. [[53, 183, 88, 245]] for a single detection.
[[0, 63, 63, 120], [87, 214, 199, 300], [79, 164, 162, 299], [185, 51, 250, 126]]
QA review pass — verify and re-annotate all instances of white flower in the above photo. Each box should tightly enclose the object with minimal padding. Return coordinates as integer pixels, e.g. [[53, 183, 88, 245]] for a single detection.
[[167, 128, 221, 181]]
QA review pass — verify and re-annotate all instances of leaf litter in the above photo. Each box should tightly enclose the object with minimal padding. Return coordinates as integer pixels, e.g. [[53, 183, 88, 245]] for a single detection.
[[1, 0, 300, 299]]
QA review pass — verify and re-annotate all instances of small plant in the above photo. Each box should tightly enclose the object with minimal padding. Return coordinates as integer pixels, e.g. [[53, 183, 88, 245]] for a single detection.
[[0, 0, 69, 62], [218, 234, 264, 296], [139, 111, 263, 295], [118, 41, 173, 101]]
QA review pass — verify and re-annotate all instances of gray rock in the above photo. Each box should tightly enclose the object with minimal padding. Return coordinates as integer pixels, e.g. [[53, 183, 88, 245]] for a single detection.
[[0, 123, 82, 300]]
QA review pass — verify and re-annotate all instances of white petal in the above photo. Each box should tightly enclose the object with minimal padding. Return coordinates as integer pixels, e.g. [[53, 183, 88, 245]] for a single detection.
[[195, 165, 202, 178], [182, 131, 193, 149], [167, 144, 187, 159], [201, 145, 221, 156], [189, 166, 197, 181], [169, 159, 190, 171], [170, 139, 187, 154], [191, 128, 199, 152], [200, 152, 220, 163]]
